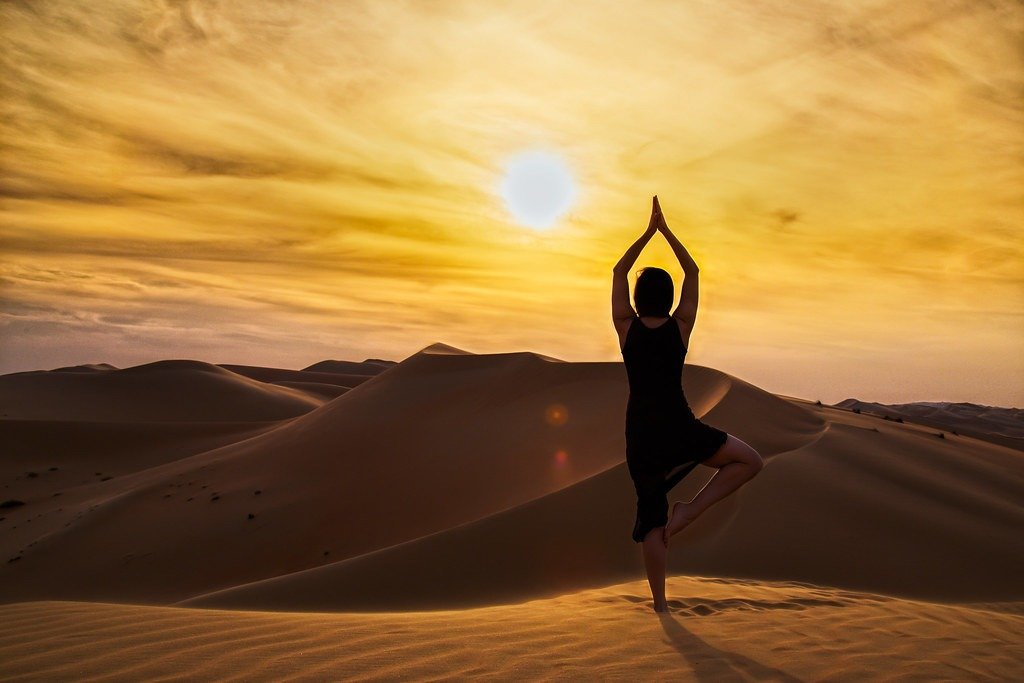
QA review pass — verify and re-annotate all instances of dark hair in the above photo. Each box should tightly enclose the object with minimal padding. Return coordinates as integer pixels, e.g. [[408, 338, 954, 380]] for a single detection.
[[633, 267, 673, 317]]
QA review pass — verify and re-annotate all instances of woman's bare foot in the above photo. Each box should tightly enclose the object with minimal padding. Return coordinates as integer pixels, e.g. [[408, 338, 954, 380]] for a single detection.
[[653, 599, 669, 613], [665, 500, 697, 539]]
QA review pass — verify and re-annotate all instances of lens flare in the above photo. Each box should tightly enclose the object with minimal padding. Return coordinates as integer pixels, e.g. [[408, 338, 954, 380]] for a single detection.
[[544, 403, 568, 426]]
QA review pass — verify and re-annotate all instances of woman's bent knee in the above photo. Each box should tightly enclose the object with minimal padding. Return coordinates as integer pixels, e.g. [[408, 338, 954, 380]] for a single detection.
[[732, 440, 763, 475]]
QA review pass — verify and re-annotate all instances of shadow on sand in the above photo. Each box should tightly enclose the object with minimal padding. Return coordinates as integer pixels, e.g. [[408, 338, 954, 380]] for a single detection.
[[657, 612, 803, 682]]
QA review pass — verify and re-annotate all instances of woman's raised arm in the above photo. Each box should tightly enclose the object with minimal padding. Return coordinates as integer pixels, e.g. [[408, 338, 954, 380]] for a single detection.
[[613, 196, 660, 273], [655, 197, 699, 274]]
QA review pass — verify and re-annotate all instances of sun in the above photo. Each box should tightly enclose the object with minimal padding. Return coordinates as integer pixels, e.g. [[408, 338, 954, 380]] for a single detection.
[[499, 150, 577, 230]]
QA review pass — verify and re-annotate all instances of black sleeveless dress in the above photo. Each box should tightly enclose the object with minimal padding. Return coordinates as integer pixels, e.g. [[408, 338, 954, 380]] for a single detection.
[[621, 315, 729, 543]]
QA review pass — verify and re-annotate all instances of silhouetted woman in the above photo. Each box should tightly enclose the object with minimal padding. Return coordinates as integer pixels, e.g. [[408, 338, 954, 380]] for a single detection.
[[612, 195, 764, 613]]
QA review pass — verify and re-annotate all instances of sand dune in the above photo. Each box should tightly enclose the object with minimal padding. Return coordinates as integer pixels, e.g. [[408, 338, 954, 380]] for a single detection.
[[0, 359, 321, 422], [1, 345, 1021, 680], [0, 345, 820, 605], [180, 399, 1023, 612], [48, 363, 119, 373], [1, 418, 280, 481], [3, 577, 1022, 681], [302, 358, 398, 374]]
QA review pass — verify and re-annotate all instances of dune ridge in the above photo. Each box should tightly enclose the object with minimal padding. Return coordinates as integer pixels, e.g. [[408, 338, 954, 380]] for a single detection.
[[218, 362, 384, 389]]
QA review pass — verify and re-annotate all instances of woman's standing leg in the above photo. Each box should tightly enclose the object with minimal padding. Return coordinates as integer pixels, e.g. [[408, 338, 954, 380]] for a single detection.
[[632, 465, 671, 613], [665, 434, 763, 538], [641, 527, 669, 612]]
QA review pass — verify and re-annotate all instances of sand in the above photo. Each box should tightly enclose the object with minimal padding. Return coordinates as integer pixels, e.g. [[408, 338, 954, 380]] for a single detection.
[[1, 344, 1022, 679], [2, 578, 1022, 680]]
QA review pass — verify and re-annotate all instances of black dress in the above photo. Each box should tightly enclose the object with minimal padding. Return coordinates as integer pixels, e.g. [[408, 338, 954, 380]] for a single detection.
[[621, 314, 729, 543]]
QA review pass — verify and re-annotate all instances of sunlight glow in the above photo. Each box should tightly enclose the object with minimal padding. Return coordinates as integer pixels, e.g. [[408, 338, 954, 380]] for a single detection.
[[499, 150, 577, 230]]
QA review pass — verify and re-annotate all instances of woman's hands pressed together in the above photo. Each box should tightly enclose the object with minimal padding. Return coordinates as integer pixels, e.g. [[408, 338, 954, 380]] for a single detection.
[[647, 195, 669, 237]]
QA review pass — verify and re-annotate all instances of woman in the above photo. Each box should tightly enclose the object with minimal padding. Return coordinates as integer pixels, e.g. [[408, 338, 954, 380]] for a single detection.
[[612, 195, 764, 613]]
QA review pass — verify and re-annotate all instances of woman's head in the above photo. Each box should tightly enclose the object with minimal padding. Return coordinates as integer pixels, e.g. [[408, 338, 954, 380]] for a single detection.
[[633, 267, 673, 317]]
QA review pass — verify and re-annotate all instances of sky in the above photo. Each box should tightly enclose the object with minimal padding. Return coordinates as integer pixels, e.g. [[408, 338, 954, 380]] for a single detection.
[[1, 0, 1021, 406]]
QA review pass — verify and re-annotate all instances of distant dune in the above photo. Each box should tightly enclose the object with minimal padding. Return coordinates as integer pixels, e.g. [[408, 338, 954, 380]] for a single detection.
[[47, 363, 120, 373], [302, 358, 398, 374], [218, 362, 383, 389], [0, 359, 321, 422], [833, 398, 1024, 450]]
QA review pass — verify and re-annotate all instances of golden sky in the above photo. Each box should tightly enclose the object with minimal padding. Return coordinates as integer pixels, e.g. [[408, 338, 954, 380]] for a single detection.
[[1, 0, 1022, 405]]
